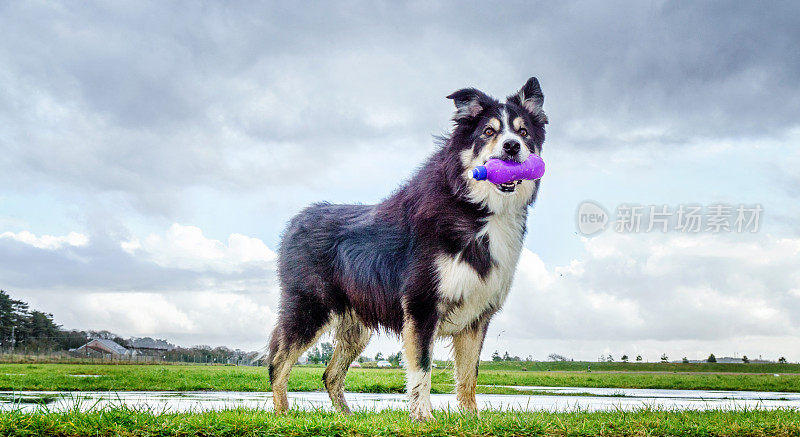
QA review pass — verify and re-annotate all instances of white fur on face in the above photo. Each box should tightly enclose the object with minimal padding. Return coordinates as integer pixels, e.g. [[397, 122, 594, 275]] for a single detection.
[[460, 153, 537, 215], [459, 108, 538, 214], [494, 109, 531, 163]]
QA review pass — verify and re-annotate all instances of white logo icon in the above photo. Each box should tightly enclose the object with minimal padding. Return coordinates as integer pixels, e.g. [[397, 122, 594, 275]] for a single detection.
[[576, 201, 609, 236]]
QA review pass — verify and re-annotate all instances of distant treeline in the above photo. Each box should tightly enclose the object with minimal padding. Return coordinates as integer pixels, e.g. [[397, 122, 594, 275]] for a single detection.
[[0, 290, 258, 364], [162, 345, 257, 364], [0, 289, 108, 351]]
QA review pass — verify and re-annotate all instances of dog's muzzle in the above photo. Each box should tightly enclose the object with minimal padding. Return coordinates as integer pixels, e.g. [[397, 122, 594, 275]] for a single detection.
[[496, 180, 523, 193]]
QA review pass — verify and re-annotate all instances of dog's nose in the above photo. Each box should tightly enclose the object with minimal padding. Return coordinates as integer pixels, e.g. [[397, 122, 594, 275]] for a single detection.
[[503, 140, 521, 155]]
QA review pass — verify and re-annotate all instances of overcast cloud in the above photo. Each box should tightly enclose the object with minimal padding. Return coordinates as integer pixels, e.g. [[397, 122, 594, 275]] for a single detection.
[[1, 1, 799, 360]]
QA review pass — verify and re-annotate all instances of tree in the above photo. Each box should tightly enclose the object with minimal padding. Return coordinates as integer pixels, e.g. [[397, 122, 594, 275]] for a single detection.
[[57, 330, 91, 350], [24, 311, 61, 349], [0, 290, 13, 346], [636, 355, 643, 362], [660, 353, 669, 363], [742, 355, 750, 364], [682, 357, 689, 364], [0, 290, 70, 351], [491, 351, 502, 362], [306, 342, 334, 364], [503, 351, 511, 361], [621, 355, 629, 362], [374, 352, 384, 361], [87, 330, 129, 348], [307, 346, 322, 364], [607, 354, 614, 362], [707, 354, 717, 363], [0, 290, 29, 348], [779, 357, 787, 364], [319, 342, 334, 363], [387, 351, 402, 367], [548, 353, 568, 362]]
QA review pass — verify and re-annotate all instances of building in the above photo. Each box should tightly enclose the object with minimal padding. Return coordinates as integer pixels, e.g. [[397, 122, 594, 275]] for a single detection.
[[71, 339, 129, 358], [127, 337, 176, 356]]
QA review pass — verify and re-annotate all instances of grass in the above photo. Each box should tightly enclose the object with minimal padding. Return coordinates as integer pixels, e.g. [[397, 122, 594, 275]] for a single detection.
[[0, 407, 798, 436], [479, 360, 800, 373], [2, 362, 799, 435], [2, 362, 799, 393]]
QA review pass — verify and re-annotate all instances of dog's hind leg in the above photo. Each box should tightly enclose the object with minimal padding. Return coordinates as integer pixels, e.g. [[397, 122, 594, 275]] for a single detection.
[[323, 313, 371, 414], [267, 314, 333, 413]]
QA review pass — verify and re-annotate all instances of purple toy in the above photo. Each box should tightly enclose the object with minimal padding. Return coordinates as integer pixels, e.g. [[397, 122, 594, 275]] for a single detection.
[[471, 154, 545, 184]]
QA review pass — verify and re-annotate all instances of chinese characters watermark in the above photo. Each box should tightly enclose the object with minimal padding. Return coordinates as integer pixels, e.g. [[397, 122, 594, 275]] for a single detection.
[[576, 201, 763, 237]]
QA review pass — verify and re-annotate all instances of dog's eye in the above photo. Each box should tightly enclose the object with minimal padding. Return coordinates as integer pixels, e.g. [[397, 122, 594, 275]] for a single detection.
[[483, 127, 495, 136], [519, 128, 528, 137]]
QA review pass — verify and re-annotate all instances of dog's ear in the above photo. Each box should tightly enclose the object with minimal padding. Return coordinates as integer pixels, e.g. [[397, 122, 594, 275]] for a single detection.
[[508, 77, 548, 124], [446, 88, 488, 120]]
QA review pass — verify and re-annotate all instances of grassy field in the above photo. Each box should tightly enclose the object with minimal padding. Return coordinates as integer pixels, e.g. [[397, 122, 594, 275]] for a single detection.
[[481, 360, 800, 373], [1, 362, 799, 393], [2, 363, 799, 436], [0, 407, 798, 436]]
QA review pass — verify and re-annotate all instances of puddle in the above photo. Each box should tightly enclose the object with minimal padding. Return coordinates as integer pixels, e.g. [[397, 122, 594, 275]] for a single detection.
[[0, 394, 59, 405], [0, 387, 798, 413]]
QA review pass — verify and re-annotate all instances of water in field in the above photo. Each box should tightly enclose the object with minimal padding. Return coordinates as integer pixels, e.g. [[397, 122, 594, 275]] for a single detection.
[[1, 387, 799, 413]]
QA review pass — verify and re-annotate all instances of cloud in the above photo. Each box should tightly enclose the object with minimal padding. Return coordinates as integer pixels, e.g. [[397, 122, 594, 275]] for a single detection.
[[123, 223, 276, 273], [1, 1, 798, 219], [36, 290, 276, 348], [0, 230, 88, 250], [4, 222, 800, 358], [495, 232, 800, 345], [3, 224, 281, 349], [0, 224, 278, 293]]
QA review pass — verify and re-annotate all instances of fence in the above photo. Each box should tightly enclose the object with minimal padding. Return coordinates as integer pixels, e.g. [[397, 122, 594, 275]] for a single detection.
[[0, 349, 261, 366]]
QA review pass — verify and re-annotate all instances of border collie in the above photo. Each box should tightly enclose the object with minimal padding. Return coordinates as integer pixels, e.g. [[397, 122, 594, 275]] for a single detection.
[[267, 77, 547, 421]]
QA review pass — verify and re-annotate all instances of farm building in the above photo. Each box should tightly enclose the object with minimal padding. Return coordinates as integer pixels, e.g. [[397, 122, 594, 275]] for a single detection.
[[127, 337, 176, 356], [70, 339, 130, 358]]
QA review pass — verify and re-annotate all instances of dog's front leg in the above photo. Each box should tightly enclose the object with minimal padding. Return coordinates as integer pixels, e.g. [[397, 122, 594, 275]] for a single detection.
[[402, 304, 439, 422], [452, 319, 490, 413]]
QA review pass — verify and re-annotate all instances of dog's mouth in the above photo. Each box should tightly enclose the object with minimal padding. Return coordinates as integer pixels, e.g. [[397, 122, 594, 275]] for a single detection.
[[496, 180, 523, 193]]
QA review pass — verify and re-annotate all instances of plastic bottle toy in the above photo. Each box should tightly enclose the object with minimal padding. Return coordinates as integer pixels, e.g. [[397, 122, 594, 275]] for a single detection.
[[471, 154, 545, 184]]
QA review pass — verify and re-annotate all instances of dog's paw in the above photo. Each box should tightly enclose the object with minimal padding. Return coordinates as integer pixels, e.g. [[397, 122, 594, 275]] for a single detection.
[[410, 409, 436, 422], [459, 404, 480, 417], [409, 400, 435, 422]]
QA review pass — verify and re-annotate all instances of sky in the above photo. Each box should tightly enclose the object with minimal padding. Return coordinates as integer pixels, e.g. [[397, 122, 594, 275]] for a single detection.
[[1, 1, 799, 362]]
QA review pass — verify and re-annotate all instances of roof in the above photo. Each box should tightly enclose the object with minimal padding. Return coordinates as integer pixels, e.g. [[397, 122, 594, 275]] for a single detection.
[[73, 339, 128, 355], [94, 339, 128, 355]]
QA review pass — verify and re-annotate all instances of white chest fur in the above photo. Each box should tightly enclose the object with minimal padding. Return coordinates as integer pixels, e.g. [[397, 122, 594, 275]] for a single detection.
[[435, 210, 527, 336]]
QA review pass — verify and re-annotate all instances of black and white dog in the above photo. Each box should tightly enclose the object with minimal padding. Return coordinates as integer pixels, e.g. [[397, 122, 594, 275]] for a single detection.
[[267, 77, 547, 421]]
